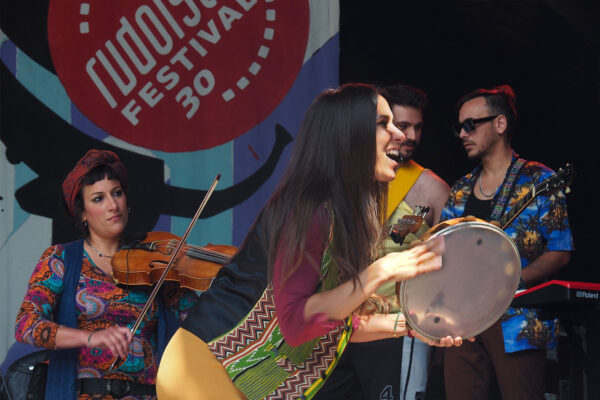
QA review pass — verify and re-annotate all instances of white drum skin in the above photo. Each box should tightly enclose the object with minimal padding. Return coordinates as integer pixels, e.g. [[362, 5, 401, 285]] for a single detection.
[[400, 217, 521, 340]]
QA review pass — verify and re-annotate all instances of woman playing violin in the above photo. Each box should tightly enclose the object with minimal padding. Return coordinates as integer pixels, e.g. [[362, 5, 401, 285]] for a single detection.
[[14, 149, 200, 399], [157, 84, 467, 400]]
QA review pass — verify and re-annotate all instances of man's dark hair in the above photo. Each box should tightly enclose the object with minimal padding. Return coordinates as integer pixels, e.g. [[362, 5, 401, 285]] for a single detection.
[[457, 84, 518, 140], [383, 84, 428, 110]]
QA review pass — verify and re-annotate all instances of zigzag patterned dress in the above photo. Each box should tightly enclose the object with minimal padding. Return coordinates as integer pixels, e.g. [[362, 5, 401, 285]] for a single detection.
[[173, 205, 354, 399]]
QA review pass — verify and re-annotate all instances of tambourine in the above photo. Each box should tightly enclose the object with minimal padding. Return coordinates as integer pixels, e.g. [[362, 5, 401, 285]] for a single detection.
[[399, 217, 521, 340]]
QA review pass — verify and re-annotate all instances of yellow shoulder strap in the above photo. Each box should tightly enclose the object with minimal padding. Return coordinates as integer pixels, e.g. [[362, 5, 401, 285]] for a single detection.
[[387, 160, 424, 219]]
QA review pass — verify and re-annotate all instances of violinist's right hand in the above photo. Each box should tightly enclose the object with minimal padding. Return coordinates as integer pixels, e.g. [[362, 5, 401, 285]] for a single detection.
[[376, 236, 445, 282], [87, 326, 133, 359]]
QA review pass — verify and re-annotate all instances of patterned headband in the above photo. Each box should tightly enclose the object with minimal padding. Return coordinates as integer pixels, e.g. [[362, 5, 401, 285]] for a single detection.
[[62, 149, 128, 217]]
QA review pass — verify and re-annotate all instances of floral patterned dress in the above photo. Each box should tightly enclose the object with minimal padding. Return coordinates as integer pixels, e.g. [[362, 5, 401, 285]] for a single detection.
[[441, 158, 574, 352], [15, 244, 201, 399]]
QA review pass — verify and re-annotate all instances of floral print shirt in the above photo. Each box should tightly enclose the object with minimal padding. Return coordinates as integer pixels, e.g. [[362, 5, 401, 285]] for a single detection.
[[15, 244, 201, 399], [441, 158, 574, 352]]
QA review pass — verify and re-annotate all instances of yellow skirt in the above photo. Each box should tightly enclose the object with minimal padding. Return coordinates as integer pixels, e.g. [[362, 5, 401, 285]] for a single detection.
[[156, 328, 247, 400]]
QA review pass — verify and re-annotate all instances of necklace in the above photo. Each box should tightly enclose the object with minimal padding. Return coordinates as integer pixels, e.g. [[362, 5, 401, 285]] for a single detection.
[[85, 240, 116, 275], [478, 175, 498, 198], [85, 240, 114, 258]]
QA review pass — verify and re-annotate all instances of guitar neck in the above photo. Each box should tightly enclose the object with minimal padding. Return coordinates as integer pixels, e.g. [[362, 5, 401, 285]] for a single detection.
[[500, 185, 543, 230], [498, 164, 572, 230]]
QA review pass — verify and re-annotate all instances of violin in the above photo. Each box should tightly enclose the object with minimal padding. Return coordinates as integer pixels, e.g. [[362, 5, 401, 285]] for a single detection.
[[108, 175, 223, 370], [112, 231, 237, 291]]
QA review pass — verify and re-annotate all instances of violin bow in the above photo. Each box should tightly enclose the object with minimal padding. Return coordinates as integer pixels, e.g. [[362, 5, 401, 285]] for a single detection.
[[111, 174, 221, 369]]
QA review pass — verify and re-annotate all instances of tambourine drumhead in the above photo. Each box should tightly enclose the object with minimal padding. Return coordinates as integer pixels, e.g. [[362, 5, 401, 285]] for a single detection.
[[399, 218, 521, 341]]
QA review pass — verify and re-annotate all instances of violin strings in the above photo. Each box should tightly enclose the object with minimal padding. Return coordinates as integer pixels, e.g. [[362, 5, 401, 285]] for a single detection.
[[153, 240, 231, 264]]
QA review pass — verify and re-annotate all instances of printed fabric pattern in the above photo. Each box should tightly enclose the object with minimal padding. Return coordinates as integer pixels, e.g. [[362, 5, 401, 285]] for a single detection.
[[441, 158, 574, 352], [15, 245, 200, 399], [207, 212, 353, 400]]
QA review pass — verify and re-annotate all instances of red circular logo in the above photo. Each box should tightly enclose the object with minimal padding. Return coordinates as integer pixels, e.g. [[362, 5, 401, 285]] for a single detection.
[[48, 0, 309, 151]]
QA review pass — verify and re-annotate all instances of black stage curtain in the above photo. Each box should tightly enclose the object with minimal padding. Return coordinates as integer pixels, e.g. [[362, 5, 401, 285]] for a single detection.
[[341, 0, 599, 285]]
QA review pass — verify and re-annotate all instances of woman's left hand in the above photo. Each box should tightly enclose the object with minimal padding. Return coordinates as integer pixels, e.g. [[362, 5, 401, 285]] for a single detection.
[[410, 329, 474, 347]]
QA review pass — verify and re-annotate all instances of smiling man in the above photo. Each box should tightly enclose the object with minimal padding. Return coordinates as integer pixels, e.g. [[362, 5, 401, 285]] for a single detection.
[[377, 84, 451, 400]]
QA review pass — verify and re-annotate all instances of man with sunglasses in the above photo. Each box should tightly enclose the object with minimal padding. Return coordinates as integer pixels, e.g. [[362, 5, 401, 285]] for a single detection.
[[442, 85, 573, 399], [313, 84, 451, 400]]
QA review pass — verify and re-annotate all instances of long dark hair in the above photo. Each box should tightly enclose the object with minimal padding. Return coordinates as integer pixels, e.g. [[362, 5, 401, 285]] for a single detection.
[[262, 83, 387, 286]]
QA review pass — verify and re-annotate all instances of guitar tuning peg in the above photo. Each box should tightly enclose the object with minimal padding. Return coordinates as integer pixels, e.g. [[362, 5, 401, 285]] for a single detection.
[[565, 187, 571, 194], [550, 195, 556, 201]]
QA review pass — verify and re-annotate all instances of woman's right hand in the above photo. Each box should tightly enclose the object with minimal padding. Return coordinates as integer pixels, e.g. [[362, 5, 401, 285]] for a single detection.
[[377, 236, 445, 282], [87, 326, 133, 359]]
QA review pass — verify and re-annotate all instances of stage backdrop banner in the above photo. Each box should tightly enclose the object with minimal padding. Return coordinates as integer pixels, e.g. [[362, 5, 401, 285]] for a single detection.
[[0, 0, 340, 360]]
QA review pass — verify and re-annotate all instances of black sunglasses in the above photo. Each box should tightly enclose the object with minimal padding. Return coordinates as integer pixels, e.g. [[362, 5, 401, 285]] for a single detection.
[[453, 115, 498, 136]]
